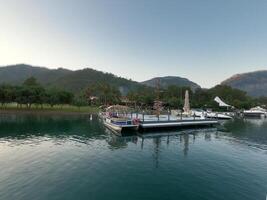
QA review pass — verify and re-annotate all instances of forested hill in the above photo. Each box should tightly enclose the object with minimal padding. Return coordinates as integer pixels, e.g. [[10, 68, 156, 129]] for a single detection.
[[0, 64, 72, 85], [221, 70, 267, 97], [51, 68, 140, 94], [0, 64, 141, 94], [141, 76, 200, 90]]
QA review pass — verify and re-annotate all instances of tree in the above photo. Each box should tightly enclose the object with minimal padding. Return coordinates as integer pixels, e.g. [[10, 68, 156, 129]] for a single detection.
[[0, 84, 16, 106], [58, 91, 74, 105], [23, 77, 39, 87], [73, 94, 88, 109], [45, 88, 60, 107], [84, 83, 121, 105]]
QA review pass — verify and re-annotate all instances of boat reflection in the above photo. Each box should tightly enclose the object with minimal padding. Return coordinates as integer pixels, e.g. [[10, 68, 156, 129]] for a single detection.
[[109, 128, 218, 160], [222, 118, 267, 147]]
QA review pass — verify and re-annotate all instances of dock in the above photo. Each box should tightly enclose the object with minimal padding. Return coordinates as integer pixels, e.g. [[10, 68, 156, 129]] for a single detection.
[[139, 119, 219, 130]]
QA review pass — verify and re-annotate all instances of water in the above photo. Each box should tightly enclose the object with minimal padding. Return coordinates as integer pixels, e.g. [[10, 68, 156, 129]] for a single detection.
[[0, 114, 266, 200]]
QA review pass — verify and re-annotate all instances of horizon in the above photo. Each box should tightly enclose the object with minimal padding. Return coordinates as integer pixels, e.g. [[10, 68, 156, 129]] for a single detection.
[[1, 0, 267, 87]]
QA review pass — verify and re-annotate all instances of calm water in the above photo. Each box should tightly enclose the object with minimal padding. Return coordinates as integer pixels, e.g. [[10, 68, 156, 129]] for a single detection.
[[0, 114, 266, 200]]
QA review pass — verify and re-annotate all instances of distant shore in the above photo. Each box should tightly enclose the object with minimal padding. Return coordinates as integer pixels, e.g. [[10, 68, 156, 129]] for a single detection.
[[0, 105, 99, 115]]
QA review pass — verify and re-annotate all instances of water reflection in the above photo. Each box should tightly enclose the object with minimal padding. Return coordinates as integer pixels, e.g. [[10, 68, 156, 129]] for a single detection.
[[0, 114, 107, 141], [108, 128, 218, 162], [222, 118, 267, 147], [107, 134, 138, 150], [0, 114, 266, 152], [0, 115, 266, 200]]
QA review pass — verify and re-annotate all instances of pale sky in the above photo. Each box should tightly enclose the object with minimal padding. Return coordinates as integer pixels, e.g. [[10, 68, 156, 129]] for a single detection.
[[1, 0, 267, 88]]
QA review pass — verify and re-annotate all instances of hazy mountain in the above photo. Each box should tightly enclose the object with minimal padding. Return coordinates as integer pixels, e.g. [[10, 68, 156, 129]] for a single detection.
[[141, 76, 201, 90], [221, 70, 267, 97], [0, 64, 140, 94], [0, 64, 202, 95], [52, 68, 140, 94], [0, 64, 72, 85]]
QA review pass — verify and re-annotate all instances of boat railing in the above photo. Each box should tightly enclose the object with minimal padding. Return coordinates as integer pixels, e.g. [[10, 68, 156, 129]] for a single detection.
[[120, 110, 206, 123]]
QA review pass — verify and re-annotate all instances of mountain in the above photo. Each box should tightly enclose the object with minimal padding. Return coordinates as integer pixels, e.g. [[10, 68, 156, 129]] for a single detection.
[[0, 64, 72, 85], [51, 68, 140, 94], [221, 70, 267, 97], [141, 76, 201, 90], [0, 64, 202, 95], [0, 64, 140, 94]]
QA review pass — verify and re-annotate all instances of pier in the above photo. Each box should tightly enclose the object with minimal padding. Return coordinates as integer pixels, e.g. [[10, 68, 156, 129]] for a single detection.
[[139, 118, 219, 131]]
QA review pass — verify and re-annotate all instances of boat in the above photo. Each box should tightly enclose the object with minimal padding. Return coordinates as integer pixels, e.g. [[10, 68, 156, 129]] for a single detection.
[[205, 112, 233, 120], [191, 109, 232, 120], [191, 109, 206, 119], [139, 119, 219, 130], [101, 105, 139, 134], [243, 106, 267, 118], [103, 117, 139, 133]]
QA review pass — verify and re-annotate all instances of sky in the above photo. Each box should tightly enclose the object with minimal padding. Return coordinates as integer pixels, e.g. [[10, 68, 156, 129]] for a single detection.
[[0, 0, 267, 88]]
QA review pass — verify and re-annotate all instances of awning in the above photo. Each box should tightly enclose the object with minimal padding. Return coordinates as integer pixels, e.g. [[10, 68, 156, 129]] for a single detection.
[[214, 96, 231, 107]]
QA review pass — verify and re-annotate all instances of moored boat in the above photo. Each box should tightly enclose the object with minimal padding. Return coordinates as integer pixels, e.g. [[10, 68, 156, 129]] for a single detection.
[[191, 109, 233, 120], [205, 112, 233, 120], [100, 105, 139, 134], [243, 106, 267, 118], [103, 117, 139, 133]]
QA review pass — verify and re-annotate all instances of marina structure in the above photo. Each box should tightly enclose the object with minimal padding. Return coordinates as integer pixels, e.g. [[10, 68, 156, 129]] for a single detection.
[[100, 89, 220, 134]]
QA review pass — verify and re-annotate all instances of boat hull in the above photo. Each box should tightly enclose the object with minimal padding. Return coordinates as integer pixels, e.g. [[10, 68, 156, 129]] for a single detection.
[[139, 119, 218, 131], [103, 120, 138, 134], [243, 112, 266, 118]]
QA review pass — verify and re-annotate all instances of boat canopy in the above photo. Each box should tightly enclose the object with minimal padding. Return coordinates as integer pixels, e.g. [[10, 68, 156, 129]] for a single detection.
[[214, 96, 232, 107], [106, 105, 130, 112]]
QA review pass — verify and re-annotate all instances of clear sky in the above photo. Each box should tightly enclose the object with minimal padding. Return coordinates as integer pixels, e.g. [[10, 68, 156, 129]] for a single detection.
[[1, 0, 267, 88]]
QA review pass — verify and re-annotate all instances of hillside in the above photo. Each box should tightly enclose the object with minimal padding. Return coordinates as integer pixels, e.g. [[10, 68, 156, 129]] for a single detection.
[[141, 76, 200, 90], [51, 68, 140, 94], [221, 70, 267, 97], [0, 64, 141, 94], [0, 64, 203, 95], [0, 64, 72, 85]]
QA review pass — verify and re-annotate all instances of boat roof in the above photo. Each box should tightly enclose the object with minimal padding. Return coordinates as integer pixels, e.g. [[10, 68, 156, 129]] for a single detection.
[[106, 105, 130, 112]]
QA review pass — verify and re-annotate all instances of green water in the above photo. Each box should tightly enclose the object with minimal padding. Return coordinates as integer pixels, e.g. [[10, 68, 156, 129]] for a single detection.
[[0, 114, 266, 200]]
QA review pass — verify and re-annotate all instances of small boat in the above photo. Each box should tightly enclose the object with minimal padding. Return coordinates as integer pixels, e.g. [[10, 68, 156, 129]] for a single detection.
[[100, 105, 139, 134], [103, 117, 139, 133], [191, 109, 232, 120], [243, 106, 267, 118], [205, 112, 233, 120]]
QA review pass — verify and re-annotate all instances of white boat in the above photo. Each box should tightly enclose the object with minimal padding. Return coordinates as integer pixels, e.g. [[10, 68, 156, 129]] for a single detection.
[[191, 109, 206, 119], [243, 106, 267, 118], [206, 112, 233, 120], [100, 105, 139, 134], [103, 117, 138, 133], [191, 109, 232, 120]]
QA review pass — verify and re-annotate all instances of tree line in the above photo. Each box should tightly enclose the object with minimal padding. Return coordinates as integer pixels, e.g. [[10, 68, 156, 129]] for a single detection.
[[126, 84, 266, 110], [0, 77, 74, 108], [0, 78, 122, 109], [0, 76, 266, 110]]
